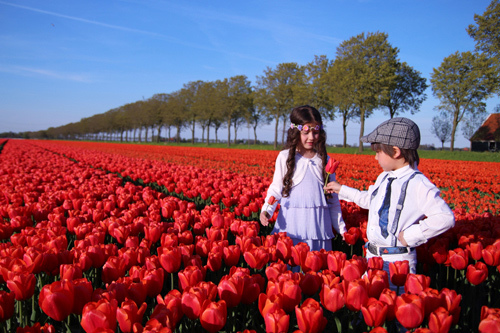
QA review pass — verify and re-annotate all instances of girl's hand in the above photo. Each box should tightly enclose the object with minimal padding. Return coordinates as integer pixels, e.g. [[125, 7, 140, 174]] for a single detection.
[[324, 181, 342, 194], [260, 211, 270, 226]]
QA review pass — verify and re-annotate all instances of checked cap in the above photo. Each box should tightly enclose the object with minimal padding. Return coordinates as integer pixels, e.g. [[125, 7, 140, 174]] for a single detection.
[[361, 117, 420, 149]]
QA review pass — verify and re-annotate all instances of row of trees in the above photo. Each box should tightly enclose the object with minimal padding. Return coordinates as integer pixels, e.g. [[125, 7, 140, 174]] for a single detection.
[[18, 1, 500, 151]]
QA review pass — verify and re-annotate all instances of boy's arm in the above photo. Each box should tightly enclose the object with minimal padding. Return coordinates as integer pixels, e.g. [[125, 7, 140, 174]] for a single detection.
[[399, 181, 455, 247]]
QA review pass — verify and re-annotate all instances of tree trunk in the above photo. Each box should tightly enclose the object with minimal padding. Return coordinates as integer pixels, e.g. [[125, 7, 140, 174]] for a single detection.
[[274, 114, 279, 150], [358, 109, 366, 153], [253, 124, 258, 145], [343, 115, 348, 148], [450, 109, 459, 152], [176, 125, 181, 143], [233, 122, 237, 145], [227, 118, 231, 148], [157, 125, 161, 143], [191, 119, 195, 144]]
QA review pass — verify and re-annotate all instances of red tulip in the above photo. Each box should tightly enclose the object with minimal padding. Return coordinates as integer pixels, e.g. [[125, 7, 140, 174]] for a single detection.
[[264, 307, 290, 333], [344, 227, 361, 246], [326, 251, 346, 275], [419, 287, 443, 317], [81, 298, 118, 333], [395, 294, 425, 329], [302, 250, 324, 273], [6, 271, 36, 301], [60, 263, 83, 280], [367, 256, 384, 270], [344, 279, 369, 312], [404, 273, 431, 295], [207, 250, 223, 272], [265, 262, 288, 281], [300, 271, 322, 296], [361, 297, 388, 328], [101, 256, 127, 284], [0, 290, 15, 322], [378, 288, 397, 321], [290, 242, 310, 267], [449, 248, 469, 270], [158, 246, 182, 274], [341, 257, 365, 282], [138, 267, 164, 298], [178, 265, 206, 291], [116, 299, 148, 333], [440, 288, 462, 325], [319, 282, 345, 313], [482, 245, 500, 267], [295, 298, 328, 333], [276, 236, 293, 262], [38, 279, 74, 321], [325, 157, 340, 175], [181, 286, 207, 320], [466, 262, 489, 285], [223, 245, 241, 266], [479, 314, 500, 333], [217, 275, 244, 308], [467, 241, 484, 261], [258, 293, 284, 318], [71, 278, 93, 315], [389, 260, 409, 287], [155, 289, 183, 328], [243, 247, 270, 270], [479, 306, 500, 333], [364, 269, 389, 299], [199, 299, 227, 333], [428, 307, 453, 333], [267, 196, 277, 205]]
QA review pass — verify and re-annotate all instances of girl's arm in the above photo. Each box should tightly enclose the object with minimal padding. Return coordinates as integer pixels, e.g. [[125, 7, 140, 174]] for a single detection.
[[260, 151, 287, 223]]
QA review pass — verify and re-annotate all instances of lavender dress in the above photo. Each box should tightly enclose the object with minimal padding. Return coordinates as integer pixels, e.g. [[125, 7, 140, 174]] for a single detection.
[[271, 160, 335, 251]]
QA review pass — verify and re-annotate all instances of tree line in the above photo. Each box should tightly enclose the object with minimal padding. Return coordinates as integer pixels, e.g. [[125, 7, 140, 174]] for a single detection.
[[9, 1, 500, 152]]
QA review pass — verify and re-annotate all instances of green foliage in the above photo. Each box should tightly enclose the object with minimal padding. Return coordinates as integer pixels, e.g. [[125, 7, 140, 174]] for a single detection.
[[431, 50, 498, 151]]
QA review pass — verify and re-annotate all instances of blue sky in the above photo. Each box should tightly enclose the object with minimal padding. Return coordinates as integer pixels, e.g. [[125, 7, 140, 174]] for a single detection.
[[0, 0, 498, 148]]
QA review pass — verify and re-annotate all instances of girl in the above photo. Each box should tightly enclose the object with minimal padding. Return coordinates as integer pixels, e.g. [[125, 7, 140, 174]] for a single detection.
[[260, 105, 346, 251]]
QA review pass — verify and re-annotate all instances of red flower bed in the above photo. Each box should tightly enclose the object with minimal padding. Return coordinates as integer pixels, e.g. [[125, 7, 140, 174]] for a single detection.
[[0, 139, 499, 332]]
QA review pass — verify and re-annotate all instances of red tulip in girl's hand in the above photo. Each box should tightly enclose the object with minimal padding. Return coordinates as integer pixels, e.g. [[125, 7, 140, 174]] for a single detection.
[[324, 157, 340, 193], [325, 157, 340, 175]]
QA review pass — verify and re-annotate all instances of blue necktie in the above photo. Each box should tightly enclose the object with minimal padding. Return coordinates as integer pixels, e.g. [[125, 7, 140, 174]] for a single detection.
[[378, 177, 395, 238]]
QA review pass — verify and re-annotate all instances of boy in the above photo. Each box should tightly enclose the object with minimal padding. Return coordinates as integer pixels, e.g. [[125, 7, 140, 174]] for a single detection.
[[324, 117, 455, 275]]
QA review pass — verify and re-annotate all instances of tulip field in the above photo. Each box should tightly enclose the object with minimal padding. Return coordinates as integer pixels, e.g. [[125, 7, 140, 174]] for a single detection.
[[1, 139, 500, 333]]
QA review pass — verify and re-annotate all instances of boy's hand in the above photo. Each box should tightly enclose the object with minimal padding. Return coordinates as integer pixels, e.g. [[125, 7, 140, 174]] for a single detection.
[[324, 181, 342, 194], [260, 211, 270, 226], [398, 231, 408, 247]]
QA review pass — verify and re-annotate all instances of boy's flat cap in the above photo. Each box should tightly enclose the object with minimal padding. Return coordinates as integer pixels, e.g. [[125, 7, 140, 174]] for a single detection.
[[361, 117, 420, 149]]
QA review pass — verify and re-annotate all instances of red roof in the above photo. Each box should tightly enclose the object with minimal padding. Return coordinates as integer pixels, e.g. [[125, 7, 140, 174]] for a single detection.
[[470, 113, 500, 141]]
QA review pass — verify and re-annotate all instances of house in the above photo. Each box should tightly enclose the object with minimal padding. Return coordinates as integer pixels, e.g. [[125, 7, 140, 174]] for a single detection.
[[470, 113, 500, 152]]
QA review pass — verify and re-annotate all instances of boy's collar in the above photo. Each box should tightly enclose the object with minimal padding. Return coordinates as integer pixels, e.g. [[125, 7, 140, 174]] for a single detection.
[[387, 164, 414, 178]]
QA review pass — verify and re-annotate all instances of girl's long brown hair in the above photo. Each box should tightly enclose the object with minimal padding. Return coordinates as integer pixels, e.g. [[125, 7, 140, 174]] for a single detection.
[[282, 105, 327, 197]]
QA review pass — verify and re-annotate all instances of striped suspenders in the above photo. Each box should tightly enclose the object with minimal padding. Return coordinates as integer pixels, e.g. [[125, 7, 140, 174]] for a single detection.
[[371, 172, 422, 246]]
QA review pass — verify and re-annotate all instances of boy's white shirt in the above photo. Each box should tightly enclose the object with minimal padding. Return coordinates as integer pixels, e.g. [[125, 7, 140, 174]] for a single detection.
[[338, 164, 455, 248], [261, 149, 347, 234]]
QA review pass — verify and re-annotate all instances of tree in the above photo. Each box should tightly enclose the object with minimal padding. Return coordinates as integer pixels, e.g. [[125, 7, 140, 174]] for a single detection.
[[335, 32, 399, 152], [430, 51, 498, 151], [183, 81, 205, 144], [461, 110, 488, 141], [305, 55, 334, 120], [431, 114, 453, 150], [380, 61, 428, 118], [467, 0, 500, 71], [327, 58, 360, 148], [255, 63, 308, 149]]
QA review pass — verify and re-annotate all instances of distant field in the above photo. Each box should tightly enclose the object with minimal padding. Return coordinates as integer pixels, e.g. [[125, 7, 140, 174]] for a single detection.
[[135, 141, 500, 163]]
